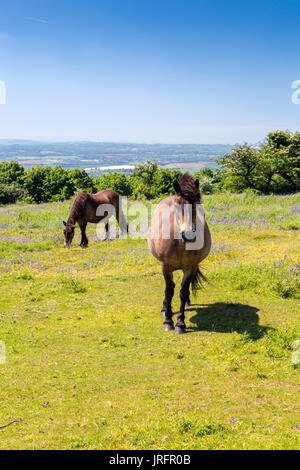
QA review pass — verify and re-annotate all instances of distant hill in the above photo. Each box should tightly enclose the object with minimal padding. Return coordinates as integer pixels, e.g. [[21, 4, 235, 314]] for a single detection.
[[0, 140, 232, 175]]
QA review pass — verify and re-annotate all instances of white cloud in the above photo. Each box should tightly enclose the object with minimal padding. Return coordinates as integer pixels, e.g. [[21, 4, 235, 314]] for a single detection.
[[26, 17, 48, 24]]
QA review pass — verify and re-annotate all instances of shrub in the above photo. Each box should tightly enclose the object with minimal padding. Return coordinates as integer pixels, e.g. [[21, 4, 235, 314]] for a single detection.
[[263, 327, 298, 358], [0, 182, 28, 204], [195, 423, 226, 437]]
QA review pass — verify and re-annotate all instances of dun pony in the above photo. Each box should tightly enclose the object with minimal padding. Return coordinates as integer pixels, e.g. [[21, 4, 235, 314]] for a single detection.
[[148, 173, 211, 334]]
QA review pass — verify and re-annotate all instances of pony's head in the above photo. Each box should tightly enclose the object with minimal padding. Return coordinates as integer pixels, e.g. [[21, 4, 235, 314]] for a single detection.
[[173, 173, 201, 243], [63, 221, 75, 248]]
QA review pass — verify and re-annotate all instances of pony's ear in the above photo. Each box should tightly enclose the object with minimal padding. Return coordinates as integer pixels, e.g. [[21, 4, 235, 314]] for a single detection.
[[63, 221, 67, 226], [195, 179, 200, 189], [173, 180, 181, 194]]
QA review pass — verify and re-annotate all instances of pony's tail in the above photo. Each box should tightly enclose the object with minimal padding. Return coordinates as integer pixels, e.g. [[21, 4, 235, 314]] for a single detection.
[[191, 267, 207, 297]]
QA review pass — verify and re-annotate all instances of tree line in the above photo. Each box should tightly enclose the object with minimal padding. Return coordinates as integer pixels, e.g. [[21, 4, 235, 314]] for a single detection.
[[0, 131, 299, 205]]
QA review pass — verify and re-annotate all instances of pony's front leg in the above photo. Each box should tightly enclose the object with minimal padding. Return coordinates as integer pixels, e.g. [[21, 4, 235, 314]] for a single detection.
[[79, 222, 88, 247], [162, 265, 175, 332], [175, 270, 193, 334]]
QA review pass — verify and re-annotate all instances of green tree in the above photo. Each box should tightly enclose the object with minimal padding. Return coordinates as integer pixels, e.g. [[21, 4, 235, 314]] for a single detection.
[[217, 144, 262, 191], [0, 161, 25, 185], [24, 167, 52, 203], [68, 169, 95, 192], [152, 168, 182, 198], [95, 172, 132, 196], [263, 131, 300, 191], [193, 168, 224, 194], [130, 161, 158, 199], [44, 166, 75, 201]]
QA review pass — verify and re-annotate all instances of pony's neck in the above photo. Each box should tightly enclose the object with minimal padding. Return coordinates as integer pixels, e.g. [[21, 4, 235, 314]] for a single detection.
[[67, 191, 88, 226], [67, 198, 80, 225], [67, 213, 77, 226]]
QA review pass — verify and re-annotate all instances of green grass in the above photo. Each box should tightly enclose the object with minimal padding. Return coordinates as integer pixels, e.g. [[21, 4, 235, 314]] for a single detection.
[[0, 193, 299, 449]]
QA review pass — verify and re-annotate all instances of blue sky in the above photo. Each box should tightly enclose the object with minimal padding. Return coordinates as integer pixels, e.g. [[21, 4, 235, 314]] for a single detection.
[[0, 0, 300, 143]]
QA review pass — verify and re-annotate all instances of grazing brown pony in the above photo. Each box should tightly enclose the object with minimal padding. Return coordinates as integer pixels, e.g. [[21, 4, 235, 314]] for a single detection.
[[148, 173, 211, 334], [63, 189, 127, 248]]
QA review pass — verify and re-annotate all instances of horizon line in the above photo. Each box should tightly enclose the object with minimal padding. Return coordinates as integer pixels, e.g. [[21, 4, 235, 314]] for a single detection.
[[0, 138, 237, 146]]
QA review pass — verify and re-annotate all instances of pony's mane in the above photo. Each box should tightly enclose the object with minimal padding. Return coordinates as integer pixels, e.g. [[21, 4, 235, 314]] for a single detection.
[[68, 191, 89, 224], [179, 173, 201, 203]]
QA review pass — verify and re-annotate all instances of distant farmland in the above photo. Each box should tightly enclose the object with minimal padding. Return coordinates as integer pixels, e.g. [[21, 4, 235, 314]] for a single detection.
[[0, 141, 231, 175], [165, 162, 205, 172]]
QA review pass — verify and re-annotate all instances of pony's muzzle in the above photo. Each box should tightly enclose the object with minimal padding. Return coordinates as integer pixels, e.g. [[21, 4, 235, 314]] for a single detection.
[[181, 230, 196, 243]]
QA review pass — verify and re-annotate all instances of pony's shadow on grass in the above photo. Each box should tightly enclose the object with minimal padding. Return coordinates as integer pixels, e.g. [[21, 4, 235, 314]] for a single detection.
[[186, 302, 272, 340]]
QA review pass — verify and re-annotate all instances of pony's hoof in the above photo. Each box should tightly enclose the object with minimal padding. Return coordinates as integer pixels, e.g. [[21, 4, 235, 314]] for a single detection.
[[163, 323, 175, 332], [174, 326, 186, 335], [185, 300, 191, 307]]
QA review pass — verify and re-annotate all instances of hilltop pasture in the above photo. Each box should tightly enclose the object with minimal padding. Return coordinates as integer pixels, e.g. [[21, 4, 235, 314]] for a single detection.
[[0, 192, 299, 449]]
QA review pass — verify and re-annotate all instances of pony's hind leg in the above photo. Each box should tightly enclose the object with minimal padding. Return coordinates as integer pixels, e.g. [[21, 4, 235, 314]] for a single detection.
[[175, 269, 193, 334], [162, 264, 175, 332], [104, 222, 110, 241], [186, 288, 191, 307]]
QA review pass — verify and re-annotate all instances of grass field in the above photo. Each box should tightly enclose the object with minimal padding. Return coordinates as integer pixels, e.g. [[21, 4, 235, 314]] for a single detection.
[[0, 192, 299, 450]]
